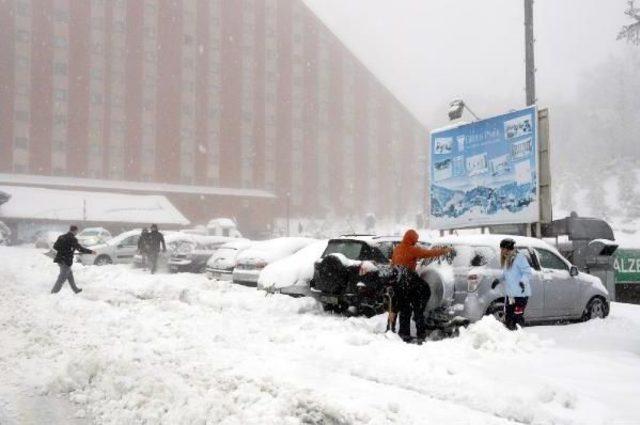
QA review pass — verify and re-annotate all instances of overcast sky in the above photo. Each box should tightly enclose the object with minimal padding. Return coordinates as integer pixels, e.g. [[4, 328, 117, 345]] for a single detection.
[[303, 0, 629, 129]]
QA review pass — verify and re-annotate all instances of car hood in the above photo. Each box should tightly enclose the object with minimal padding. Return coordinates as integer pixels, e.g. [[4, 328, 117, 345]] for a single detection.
[[86, 243, 109, 254], [579, 272, 609, 297]]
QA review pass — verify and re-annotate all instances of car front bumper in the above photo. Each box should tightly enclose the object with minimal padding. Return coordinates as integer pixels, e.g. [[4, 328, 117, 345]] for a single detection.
[[232, 269, 261, 286], [206, 267, 233, 281]]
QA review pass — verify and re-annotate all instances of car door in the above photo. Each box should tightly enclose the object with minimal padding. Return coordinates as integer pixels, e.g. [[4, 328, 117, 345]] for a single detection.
[[115, 235, 140, 263], [533, 248, 578, 318], [516, 247, 544, 320]]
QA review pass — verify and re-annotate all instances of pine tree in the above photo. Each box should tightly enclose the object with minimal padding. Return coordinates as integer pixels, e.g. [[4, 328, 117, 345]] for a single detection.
[[618, 0, 640, 45]]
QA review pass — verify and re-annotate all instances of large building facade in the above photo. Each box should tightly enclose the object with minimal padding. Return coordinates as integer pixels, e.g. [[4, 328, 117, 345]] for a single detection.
[[0, 0, 428, 230]]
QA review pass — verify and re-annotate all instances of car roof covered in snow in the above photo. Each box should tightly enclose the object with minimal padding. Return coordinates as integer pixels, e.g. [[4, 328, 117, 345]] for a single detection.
[[430, 234, 560, 253], [332, 235, 403, 246], [236, 237, 316, 263]]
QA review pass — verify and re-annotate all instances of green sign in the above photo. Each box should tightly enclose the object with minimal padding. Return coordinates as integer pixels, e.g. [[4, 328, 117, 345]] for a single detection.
[[613, 249, 640, 284]]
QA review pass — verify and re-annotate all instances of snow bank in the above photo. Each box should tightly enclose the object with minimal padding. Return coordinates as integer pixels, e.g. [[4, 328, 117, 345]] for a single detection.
[[258, 240, 328, 289], [2, 246, 640, 425]]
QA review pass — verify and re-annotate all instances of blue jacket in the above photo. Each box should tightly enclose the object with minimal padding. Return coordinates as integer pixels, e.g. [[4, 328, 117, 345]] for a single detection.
[[500, 252, 533, 298]]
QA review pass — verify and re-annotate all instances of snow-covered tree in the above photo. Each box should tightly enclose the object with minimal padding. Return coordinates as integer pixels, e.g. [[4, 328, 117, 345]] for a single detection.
[[618, 0, 640, 45], [618, 166, 638, 214]]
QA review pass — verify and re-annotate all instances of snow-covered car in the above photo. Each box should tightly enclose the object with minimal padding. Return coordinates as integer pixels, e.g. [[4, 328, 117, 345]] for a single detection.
[[232, 237, 316, 287], [34, 230, 63, 249], [205, 239, 252, 281], [167, 235, 237, 273], [257, 240, 328, 297], [420, 235, 611, 327], [76, 227, 112, 247], [207, 218, 242, 237], [310, 235, 414, 316], [76, 229, 141, 266]]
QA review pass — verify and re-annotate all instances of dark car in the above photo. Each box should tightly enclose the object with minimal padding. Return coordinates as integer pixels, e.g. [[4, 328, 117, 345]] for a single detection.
[[309, 235, 428, 317]]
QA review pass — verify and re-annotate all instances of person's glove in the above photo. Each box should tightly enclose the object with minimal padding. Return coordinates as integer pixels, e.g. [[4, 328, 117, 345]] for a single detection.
[[519, 282, 525, 293], [491, 279, 500, 289]]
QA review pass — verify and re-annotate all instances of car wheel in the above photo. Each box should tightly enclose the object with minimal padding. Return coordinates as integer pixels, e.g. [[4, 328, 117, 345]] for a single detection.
[[322, 303, 334, 312], [583, 297, 607, 321], [94, 255, 112, 266], [486, 300, 506, 322]]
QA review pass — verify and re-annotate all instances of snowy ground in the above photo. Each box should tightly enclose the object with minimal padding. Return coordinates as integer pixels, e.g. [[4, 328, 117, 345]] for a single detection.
[[1, 246, 639, 425]]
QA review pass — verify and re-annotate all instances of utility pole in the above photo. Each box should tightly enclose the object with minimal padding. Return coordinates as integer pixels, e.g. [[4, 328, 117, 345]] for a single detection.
[[524, 0, 536, 106]]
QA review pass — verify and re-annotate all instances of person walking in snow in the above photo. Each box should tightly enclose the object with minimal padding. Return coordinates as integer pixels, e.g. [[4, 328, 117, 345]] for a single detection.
[[492, 238, 533, 330], [390, 229, 452, 343], [147, 224, 166, 274], [138, 227, 151, 269], [51, 225, 95, 294]]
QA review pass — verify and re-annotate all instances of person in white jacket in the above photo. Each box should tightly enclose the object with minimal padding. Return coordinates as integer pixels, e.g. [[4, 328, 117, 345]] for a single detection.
[[493, 238, 533, 330]]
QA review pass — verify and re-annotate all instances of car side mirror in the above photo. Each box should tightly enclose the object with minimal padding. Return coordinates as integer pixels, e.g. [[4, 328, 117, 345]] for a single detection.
[[570, 266, 579, 277], [117, 244, 124, 249]]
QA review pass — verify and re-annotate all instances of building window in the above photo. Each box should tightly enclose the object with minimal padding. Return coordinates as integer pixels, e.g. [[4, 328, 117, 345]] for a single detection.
[[16, 1, 30, 16], [15, 110, 29, 122], [53, 36, 68, 48], [54, 89, 67, 101], [54, 9, 69, 22], [16, 56, 29, 69], [16, 30, 30, 42], [54, 62, 67, 75], [14, 137, 29, 148], [91, 68, 103, 80]]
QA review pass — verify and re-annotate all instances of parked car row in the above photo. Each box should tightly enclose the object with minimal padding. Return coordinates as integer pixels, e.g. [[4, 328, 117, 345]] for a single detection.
[[49, 227, 611, 330]]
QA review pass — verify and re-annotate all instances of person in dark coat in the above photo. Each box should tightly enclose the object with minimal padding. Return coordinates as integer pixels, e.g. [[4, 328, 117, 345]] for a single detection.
[[147, 224, 166, 274], [390, 229, 452, 343], [51, 225, 95, 294], [137, 227, 151, 268]]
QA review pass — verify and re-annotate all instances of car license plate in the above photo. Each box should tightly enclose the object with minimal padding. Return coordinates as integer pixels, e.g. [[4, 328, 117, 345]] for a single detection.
[[320, 295, 338, 304]]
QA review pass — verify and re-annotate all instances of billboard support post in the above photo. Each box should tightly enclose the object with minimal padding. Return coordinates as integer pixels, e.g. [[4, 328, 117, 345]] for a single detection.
[[537, 108, 552, 226]]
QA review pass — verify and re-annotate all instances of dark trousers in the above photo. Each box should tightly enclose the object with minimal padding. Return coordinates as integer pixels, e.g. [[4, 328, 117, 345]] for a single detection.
[[51, 263, 80, 293], [148, 252, 159, 274], [396, 271, 430, 340], [505, 297, 529, 330]]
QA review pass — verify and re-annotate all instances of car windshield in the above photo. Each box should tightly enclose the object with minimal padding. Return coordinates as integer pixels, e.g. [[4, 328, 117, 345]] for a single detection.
[[323, 240, 363, 260], [80, 230, 100, 236]]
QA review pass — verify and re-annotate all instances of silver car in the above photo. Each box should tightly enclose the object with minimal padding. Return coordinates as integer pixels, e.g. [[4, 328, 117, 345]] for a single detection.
[[76, 229, 141, 266], [421, 234, 610, 327]]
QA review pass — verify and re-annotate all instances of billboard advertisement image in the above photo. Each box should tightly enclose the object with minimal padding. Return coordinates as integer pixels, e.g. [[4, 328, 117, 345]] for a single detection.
[[429, 106, 539, 229]]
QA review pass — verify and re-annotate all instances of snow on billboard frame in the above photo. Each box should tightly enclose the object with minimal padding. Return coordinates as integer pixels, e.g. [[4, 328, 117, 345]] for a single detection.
[[429, 106, 540, 230]]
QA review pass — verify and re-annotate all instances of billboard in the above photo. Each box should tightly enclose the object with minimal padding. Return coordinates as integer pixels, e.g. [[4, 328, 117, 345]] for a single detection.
[[429, 106, 539, 229]]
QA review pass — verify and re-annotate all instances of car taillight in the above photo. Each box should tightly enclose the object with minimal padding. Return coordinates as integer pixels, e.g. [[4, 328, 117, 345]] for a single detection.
[[255, 260, 267, 268], [467, 274, 480, 292]]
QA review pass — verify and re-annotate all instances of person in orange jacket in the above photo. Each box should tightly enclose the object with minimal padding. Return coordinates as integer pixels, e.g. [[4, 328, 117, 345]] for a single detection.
[[390, 229, 452, 342]]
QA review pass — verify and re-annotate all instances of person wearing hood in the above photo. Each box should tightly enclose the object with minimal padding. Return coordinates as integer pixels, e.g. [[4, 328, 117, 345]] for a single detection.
[[492, 238, 532, 330], [390, 229, 452, 343], [138, 228, 151, 269], [146, 224, 166, 274]]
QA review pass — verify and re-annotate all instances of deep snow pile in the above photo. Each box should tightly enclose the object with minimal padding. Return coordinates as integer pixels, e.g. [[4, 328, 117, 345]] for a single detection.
[[1, 247, 640, 425]]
